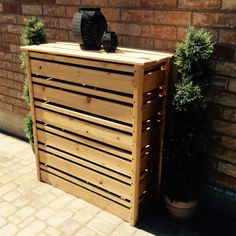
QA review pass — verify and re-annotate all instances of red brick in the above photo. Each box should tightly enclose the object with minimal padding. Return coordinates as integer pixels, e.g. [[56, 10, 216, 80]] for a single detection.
[[7, 24, 23, 35], [3, 3, 22, 13], [22, 4, 42, 15], [110, 0, 139, 7], [193, 12, 236, 28], [154, 11, 191, 26], [66, 6, 78, 17], [214, 45, 235, 61], [121, 10, 153, 23], [7, 71, 24, 82], [142, 25, 177, 40], [0, 4, 2, 12], [12, 106, 28, 116], [0, 52, 4, 60], [222, 0, 236, 10], [41, 17, 59, 28], [216, 61, 236, 77], [16, 15, 25, 24], [48, 29, 69, 41], [81, 0, 108, 7], [222, 136, 236, 149], [101, 8, 120, 21], [229, 79, 236, 92], [207, 103, 223, 119], [111, 23, 141, 37], [154, 39, 176, 51], [213, 120, 236, 137], [59, 18, 72, 29], [2, 33, 19, 44], [224, 108, 236, 123], [0, 60, 11, 70], [0, 42, 10, 51], [179, 0, 221, 9], [10, 44, 21, 54], [209, 171, 236, 191], [142, 0, 177, 8], [11, 62, 23, 73], [214, 91, 236, 108], [4, 53, 20, 63], [0, 14, 16, 23], [13, 81, 24, 91], [211, 76, 228, 90], [0, 101, 12, 112], [121, 36, 154, 50], [43, 5, 65, 16], [210, 145, 236, 164], [17, 0, 56, 3], [219, 31, 236, 45], [56, 0, 80, 4], [0, 69, 7, 78]]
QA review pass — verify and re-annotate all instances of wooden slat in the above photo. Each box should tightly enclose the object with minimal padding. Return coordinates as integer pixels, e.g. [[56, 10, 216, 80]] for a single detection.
[[39, 150, 130, 199], [35, 107, 132, 151], [142, 98, 163, 121], [144, 70, 164, 93], [37, 123, 132, 161], [33, 84, 133, 124], [31, 59, 134, 94], [30, 52, 134, 73], [39, 145, 131, 184], [40, 169, 130, 222], [130, 65, 144, 225], [35, 101, 133, 133], [32, 77, 133, 104], [37, 129, 132, 176], [24, 51, 41, 180]]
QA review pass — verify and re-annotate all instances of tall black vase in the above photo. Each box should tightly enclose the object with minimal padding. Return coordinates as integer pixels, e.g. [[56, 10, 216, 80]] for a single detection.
[[72, 8, 107, 50]]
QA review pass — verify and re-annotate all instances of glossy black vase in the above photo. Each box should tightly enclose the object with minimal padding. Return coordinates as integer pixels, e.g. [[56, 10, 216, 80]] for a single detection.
[[72, 8, 107, 50], [102, 31, 118, 52]]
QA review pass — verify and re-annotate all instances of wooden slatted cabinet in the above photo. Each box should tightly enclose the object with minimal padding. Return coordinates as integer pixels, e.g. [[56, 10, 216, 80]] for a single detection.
[[21, 43, 173, 225]]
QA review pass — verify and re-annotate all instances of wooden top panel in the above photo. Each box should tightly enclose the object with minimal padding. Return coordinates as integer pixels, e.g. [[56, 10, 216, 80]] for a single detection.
[[21, 42, 173, 66]]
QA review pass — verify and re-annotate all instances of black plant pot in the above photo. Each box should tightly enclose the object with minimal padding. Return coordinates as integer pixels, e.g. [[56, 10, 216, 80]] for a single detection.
[[72, 8, 107, 50], [102, 31, 118, 52]]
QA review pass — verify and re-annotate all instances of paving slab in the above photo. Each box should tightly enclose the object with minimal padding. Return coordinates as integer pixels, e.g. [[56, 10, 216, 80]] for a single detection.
[[0, 132, 155, 236]]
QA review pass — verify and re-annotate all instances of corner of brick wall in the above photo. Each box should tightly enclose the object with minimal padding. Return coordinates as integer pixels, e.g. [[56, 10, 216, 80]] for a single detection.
[[0, 0, 235, 209]]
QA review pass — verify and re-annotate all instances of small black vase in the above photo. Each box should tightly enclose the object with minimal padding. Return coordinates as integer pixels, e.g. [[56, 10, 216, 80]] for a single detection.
[[72, 8, 107, 50], [102, 31, 118, 52]]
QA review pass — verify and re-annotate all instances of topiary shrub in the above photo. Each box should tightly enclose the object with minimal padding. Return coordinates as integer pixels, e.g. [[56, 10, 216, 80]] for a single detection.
[[164, 26, 214, 202], [20, 17, 47, 144]]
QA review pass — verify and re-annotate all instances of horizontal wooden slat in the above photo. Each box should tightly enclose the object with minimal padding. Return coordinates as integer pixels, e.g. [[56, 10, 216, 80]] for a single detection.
[[37, 129, 132, 176], [35, 107, 132, 151], [39, 145, 131, 184], [39, 150, 130, 199], [144, 70, 164, 93], [32, 77, 133, 104], [35, 101, 133, 133], [40, 169, 130, 221], [37, 123, 132, 161], [33, 84, 133, 124], [31, 59, 134, 94], [30, 52, 134, 73]]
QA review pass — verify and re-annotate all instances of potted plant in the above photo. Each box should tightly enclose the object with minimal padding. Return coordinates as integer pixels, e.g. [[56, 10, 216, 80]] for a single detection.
[[20, 17, 47, 147], [163, 26, 214, 220]]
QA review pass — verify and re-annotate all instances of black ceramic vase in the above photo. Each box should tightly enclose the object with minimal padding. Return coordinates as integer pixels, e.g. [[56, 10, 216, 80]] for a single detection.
[[72, 8, 107, 50], [102, 31, 118, 52]]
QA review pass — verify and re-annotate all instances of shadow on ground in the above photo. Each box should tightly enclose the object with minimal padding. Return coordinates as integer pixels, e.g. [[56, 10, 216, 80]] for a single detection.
[[136, 201, 236, 236]]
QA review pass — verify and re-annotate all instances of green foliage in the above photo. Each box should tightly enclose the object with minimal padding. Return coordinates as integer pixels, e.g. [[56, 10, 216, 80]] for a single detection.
[[20, 16, 47, 143], [22, 77, 30, 104], [164, 26, 214, 202], [22, 16, 47, 45], [24, 112, 33, 144]]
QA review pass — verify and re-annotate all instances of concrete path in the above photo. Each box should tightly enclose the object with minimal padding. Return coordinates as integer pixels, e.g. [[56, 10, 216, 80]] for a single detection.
[[0, 132, 155, 236]]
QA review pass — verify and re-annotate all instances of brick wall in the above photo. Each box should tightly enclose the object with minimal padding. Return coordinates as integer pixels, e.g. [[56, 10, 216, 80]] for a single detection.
[[0, 0, 235, 209]]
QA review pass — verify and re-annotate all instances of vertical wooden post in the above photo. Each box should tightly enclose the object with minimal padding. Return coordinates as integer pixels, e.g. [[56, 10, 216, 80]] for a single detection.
[[25, 51, 41, 181], [156, 59, 171, 195], [130, 65, 144, 225]]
